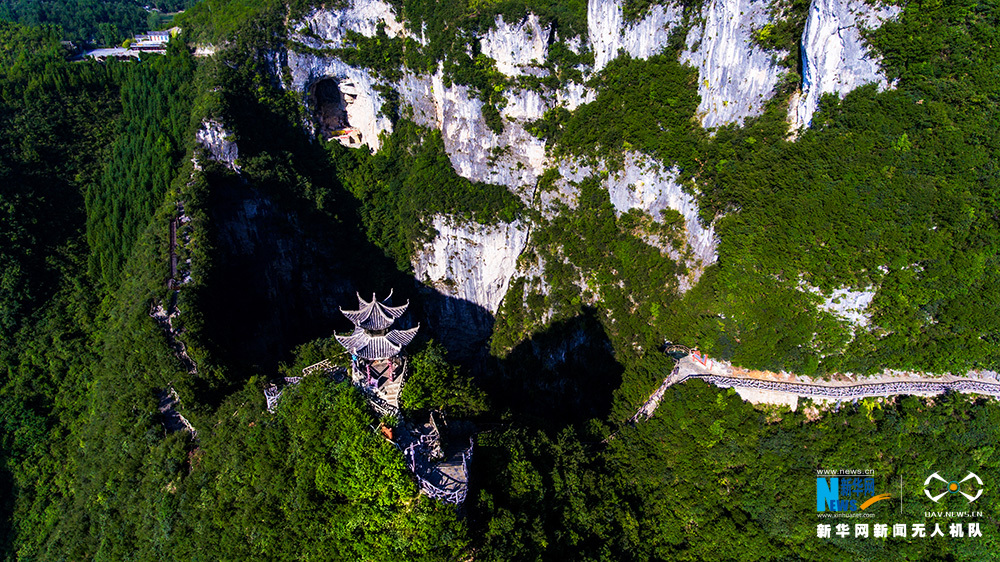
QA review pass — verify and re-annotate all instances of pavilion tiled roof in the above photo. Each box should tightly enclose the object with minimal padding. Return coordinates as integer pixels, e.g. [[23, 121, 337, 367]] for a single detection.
[[340, 291, 409, 331], [336, 326, 420, 361], [336, 291, 418, 360]]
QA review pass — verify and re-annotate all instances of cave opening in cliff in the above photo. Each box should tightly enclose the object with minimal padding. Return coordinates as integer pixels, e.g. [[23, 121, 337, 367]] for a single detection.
[[310, 77, 361, 146]]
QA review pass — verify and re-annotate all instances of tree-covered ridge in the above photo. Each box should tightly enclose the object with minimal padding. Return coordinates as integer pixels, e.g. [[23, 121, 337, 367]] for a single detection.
[[175, 0, 292, 46], [0, 0, 192, 45], [86, 41, 196, 291], [473, 384, 1000, 561], [527, 51, 703, 166], [173, 376, 467, 561], [0, 26, 469, 558], [670, 0, 1000, 375], [509, 0, 1000, 378], [2, 0, 1000, 559], [0, 22, 114, 341]]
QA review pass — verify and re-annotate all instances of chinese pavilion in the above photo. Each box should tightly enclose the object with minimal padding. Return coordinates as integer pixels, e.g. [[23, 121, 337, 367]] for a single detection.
[[335, 291, 419, 415], [273, 290, 471, 505]]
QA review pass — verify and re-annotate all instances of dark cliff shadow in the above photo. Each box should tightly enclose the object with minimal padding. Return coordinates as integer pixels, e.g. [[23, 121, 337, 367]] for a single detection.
[[187, 67, 499, 388], [187, 74, 393, 390], [485, 308, 623, 427], [187, 69, 505, 404], [196, 167, 353, 376], [192, 170, 495, 402], [194, 165, 613, 425], [409, 287, 495, 360], [194, 146, 608, 418], [195, 172, 496, 363]]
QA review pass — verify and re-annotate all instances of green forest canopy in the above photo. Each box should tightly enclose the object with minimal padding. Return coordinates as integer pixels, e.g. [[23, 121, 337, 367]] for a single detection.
[[0, 0, 194, 44], [2, 0, 1000, 559]]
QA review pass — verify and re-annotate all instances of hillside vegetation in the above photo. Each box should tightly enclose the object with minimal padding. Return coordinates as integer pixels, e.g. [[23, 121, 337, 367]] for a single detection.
[[1, 0, 1000, 559]]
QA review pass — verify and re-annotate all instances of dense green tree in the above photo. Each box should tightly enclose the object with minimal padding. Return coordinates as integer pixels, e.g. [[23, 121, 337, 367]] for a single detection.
[[0, 0, 193, 45], [0, 22, 115, 341], [3, 0, 1000, 559], [85, 41, 196, 291], [401, 341, 489, 416]]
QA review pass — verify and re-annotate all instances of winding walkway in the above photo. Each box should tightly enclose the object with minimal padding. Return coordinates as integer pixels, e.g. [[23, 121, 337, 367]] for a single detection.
[[631, 353, 1000, 422]]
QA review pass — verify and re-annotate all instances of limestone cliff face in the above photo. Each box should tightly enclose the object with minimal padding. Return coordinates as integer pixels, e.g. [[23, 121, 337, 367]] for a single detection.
[[588, 0, 683, 72], [788, 0, 901, 129], [480, 14, 550, 76], [681, 0, 785, 128], [296, 0, 405, 43], [195, 120, 240, 171], [286, 2, 408, 150], [799, 280, 876, 328], [277, 0, 899, 348], [604, 152, 717, 291], [411, 216, 531, 355], [395, 70, 547, 195], [284, 0, 900, 168], [286, 49, 393, 151], [412, 216, 531, 317]]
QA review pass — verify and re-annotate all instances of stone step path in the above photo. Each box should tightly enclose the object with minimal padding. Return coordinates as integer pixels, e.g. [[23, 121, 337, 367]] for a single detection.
[[684, 373, 1000, 400], [380, 378, 402, 407], [631, 354, 1000, 421], [405, 439, 473, 505]]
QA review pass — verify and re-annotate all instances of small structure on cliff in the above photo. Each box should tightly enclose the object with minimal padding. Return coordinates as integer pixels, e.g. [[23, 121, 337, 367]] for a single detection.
[[335, 291, 420, 417], [265, 291, 472, 504], [335, 291, 471, 505], [311, 78, 364, 148]]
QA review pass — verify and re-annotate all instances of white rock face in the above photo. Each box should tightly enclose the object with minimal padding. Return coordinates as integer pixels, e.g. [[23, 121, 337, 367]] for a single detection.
[[195, 119, 240, 172], [681, 0, 785, 128], [287, 1, 410, 151], [395, 70, 547, 197], [799, 280, 876, 327], [789, 0, 901, 129], [282, 0, 901, 318], [412, 215, 531, 314], [586, 0, 895, 131], [558, 81, 597, 111], [604, 152, 718, 290], [501, 87, 548, 121], [588, 0, 684, 72], [295, 1, 405, 47], [480, 14, 549, 76], [818, 288, 876, 327], [285, 0, 902, 172], [530, 158, 593, 218]]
